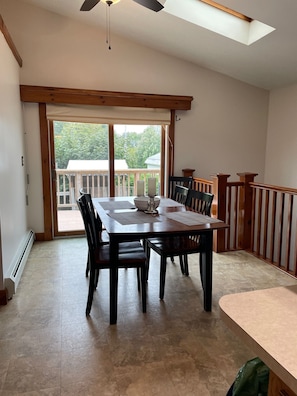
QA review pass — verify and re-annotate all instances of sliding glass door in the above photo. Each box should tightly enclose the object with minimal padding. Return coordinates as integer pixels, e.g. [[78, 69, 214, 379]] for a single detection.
[[51, 121, 162, 236]]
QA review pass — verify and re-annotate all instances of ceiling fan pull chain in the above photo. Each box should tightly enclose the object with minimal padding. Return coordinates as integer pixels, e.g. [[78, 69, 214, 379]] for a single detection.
[[106, 0, 113, 50], [105, 2, 108, 46], [81, 0, 164, 49]]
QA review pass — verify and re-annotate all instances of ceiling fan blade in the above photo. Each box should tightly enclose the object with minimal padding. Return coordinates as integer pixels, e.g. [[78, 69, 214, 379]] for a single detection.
[[132, 0, 164, 12], [80, 0, 101, 11]]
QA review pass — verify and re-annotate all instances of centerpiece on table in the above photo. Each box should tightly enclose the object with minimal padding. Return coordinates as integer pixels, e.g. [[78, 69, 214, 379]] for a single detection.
[[134, 178, 160, 213]]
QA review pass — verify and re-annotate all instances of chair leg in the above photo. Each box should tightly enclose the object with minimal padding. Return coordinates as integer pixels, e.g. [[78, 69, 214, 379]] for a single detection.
[[136, 268, 141, 291], [141, 266, 147, 313], [144, 240, 150, 281], [85, 252, 90, 277], [179, 255, 185, 274], [110, 267, 119, 325], [183, 254, 189, 276], [159, 256, 167, 300], [86, 268, 96, 316], [170, 255, 174, 263], [94, 269, 99, 289]]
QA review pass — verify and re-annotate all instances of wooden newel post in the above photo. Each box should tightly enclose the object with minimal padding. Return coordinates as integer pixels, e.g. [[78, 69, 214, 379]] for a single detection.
[[182, 168, 195, 178], [212, 174, 230, 252], [237, 172, 258, 249]]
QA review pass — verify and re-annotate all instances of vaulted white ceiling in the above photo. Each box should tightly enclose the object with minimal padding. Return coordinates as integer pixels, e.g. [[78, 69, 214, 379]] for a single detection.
[[18, 0, 297, 90]]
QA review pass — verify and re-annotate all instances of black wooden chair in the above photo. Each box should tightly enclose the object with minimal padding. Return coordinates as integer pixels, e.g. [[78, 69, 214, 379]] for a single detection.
[[169, 184, 189, 269], [145, 189, 214, 300], [77, 194, 147, 318], [79, 189, 145, 280], [181, 189, 214, 276], [168, 176, 193, 199], [145, 184, 189, 277]]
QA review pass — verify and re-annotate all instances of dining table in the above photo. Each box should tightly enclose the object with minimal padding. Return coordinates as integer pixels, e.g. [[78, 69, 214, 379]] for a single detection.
[[93, 196, 228, 324]]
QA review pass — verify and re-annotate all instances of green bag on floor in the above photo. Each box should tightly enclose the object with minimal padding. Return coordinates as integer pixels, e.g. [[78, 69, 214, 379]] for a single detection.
[[232, 357, 270, 396]]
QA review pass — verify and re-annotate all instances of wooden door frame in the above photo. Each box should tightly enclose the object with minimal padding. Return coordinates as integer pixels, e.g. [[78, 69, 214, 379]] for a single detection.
[[38, 103, 52, 240]]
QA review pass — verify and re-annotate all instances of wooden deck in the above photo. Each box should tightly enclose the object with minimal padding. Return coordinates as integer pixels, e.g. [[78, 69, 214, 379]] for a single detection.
[[57, 209, 84, 232]]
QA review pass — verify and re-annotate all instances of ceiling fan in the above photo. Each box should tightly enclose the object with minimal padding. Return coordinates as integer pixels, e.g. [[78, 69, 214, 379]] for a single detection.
[[80, 0, 164, 12]]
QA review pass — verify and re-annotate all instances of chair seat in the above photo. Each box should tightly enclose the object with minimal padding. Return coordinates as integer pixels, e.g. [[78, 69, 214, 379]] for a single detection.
[[119, 241, 145, 253], [96, 242, 146, 267], [88, 232, 143, 272], [146, 236, 202, 257]]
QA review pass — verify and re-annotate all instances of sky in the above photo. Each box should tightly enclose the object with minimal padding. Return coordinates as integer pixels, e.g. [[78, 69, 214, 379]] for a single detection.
[[114, 125, 149, 134]]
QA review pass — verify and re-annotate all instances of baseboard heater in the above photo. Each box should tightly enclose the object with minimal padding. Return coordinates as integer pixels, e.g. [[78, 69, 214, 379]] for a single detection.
[[4, 229, 35, 299]]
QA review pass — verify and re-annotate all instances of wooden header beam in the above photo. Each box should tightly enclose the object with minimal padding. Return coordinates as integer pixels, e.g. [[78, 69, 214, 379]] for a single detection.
[[20, 85, 193, 110]]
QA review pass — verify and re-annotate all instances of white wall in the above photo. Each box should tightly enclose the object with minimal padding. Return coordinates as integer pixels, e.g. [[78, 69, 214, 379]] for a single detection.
[[23, 103, 44, 232], [265, 84, 297, 188], [0, 31, 27, 285], [0, 0, 270, 233]]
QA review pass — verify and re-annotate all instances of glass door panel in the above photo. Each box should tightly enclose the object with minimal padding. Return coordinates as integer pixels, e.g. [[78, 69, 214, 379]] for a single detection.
[[53, 121, 108, 235], [113, 125, 161, 197]]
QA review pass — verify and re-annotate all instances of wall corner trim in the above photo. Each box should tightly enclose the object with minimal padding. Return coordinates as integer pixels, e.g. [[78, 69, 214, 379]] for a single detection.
[[0, 14, 23, 67]]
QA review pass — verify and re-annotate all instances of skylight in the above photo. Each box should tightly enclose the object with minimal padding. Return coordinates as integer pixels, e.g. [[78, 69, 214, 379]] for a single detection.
[[164, 0, 275, 45]]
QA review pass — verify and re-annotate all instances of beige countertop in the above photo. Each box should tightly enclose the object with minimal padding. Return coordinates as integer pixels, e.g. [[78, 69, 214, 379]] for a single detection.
[[219, 285, 297, 393]]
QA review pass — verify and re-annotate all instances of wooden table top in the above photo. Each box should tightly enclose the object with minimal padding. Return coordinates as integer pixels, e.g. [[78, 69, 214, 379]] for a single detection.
[[93, 196, 228, 238]]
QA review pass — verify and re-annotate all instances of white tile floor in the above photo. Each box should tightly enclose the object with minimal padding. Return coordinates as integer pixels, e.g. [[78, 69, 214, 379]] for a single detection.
[[1, 238, 296, 395]]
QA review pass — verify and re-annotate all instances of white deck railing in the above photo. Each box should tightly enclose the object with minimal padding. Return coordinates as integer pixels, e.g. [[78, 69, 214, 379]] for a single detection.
[[56, 169, 160, 209]]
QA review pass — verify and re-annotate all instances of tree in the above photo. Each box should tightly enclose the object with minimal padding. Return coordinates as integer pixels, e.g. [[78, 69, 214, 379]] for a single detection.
[[54, 122, 160, 169], [135, 126, 160, 168], [54, 122, 108, 168]]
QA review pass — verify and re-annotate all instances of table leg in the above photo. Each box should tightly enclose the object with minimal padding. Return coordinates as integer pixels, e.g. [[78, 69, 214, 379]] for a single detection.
[[199, 232, 213, 312]]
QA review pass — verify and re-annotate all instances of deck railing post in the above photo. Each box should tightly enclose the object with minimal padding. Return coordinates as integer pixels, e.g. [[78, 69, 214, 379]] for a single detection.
[[212, 173, 230, 252], [237, 172, 258, 249]]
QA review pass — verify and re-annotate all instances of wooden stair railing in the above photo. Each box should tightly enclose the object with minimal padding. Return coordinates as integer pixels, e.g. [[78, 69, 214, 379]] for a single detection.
[[249, 182, 297, 276], [190, 173, 258, 253], [187, 170, 297, 278]]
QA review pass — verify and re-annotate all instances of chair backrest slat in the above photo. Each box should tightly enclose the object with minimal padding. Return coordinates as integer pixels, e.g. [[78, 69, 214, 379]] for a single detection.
[[173, 184, 189, 205], [185, 189, 214, 216]]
